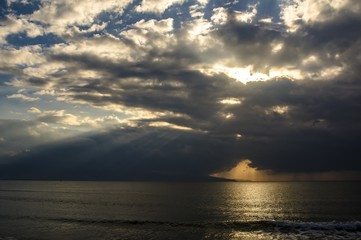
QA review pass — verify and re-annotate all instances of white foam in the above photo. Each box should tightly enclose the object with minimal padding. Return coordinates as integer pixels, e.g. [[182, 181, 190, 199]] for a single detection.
[[271, 220, 361, 231]]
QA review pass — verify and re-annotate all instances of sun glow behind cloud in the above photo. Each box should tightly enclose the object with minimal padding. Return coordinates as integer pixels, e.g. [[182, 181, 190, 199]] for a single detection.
[[200, 65, 306, 83], [212, 160, 361, 181], [200, 65, 269, 83]]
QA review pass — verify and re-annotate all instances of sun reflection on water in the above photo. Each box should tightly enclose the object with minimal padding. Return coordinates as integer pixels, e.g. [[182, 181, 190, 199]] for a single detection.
[[222, 183, 291, 221]]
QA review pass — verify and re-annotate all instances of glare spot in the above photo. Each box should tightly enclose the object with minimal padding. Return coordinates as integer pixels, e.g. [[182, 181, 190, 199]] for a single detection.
[[219, 98, 242, 105], [302, 55, 318, 65], [259, 18, 273, 23], [211, 65, 270, 83], [273, 105, 289, 114], [271, 42, 284, 53], [266, 105, 289, 115], [220, 112, 234, 119], [149, 121, 195, 131], [226, 113, 233, 119]]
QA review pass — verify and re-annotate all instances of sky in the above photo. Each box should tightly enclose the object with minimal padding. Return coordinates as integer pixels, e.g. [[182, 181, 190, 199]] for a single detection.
[[0, 0, 360, 181]]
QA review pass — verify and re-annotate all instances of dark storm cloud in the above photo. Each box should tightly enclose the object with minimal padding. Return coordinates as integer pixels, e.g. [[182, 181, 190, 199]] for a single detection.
[[216, 12, 361, 74], [2, 75, 361, 179], [47, 47, 242, 121], [222, 77, 361, 172], [2, 76, 360, 179], [0, 127, 243, 180]]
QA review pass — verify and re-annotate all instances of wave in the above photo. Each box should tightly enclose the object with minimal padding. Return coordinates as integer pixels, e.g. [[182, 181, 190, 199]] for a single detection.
[[1, 215, 360, 232], [268, 220, 361, 232], [51, 218, 361, 232]]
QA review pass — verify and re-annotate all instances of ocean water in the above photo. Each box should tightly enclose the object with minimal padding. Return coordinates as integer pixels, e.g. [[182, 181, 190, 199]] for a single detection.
[[0, 181, 360, 240]]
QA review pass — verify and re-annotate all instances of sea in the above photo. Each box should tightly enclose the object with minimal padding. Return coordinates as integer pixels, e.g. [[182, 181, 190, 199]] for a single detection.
[[0, 181, 360, 240]]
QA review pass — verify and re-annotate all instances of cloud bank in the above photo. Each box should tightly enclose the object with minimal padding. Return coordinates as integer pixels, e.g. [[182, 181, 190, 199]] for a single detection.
[[0, 0, 360, 180]]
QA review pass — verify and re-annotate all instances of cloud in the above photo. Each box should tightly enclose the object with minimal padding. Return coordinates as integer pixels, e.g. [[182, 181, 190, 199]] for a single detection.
[[281, 0, 361, 31], [27, 107, 41, 113], [0, 0, 360, 180], [0, 107, 135, 159], [0, 118, 75, 158], [35, 109, 81, 126], [3, 72, 361, 177], [0, 15, 44, 44], [0, 126, 242, 180], [7, 93, 40, 101], [28, 0, 132, 36], [212, 159, 361, 181], [26, 107, 130, 128], [0, 45, 45, 77], [133, 18, 174, 33], [135, 0, 185, 14]]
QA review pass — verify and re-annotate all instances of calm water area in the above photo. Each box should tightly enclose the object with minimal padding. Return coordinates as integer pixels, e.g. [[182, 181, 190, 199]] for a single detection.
[[0, 181, 360, 239]]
